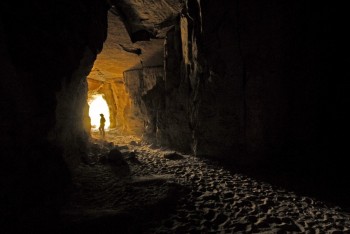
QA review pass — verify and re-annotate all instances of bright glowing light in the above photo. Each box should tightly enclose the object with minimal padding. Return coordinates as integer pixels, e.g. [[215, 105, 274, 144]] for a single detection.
[[88, 94, 110, 130]]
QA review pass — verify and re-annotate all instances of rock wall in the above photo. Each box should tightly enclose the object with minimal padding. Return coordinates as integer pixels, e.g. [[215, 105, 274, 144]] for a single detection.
[[109, 1, 344, 170], [0, 0, 108, 227], [53, 48, 96, 169], [109, 80, 136, 133], [119, 23, 195, 152], [175, 0, 348, 200], [170, 0, 337, 163], [162, 24, 193, 152], [100, 82, 118, 129], [124, 66, 166, 141]]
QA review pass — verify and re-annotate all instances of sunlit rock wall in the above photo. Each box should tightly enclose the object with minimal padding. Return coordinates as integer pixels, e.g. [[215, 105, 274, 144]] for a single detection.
[[124, 67, 165, 141], [100, 83, 118, 128], [110, 80, 137, 134]]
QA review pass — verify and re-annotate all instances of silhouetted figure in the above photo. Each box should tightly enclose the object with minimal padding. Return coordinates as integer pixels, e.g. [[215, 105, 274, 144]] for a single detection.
[[99, 113, 106, 138]]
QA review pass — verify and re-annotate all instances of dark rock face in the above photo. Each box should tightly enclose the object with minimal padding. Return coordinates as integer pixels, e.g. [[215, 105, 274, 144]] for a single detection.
[[121, 0, 346, 176], [0, 0, 108, 229], [176, 0, 339, 163], [177, 0, 348, 204], [162, 25, 193, 152], [54, 48, 96, 169], [122, 0, 348, 205]]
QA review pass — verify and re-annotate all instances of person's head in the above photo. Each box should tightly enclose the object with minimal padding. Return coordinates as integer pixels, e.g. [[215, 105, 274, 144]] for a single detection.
[[100, 113, 104, 117]]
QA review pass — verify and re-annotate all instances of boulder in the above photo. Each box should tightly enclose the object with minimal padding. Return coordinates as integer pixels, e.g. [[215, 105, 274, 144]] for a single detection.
[[107, 148, 127, 166], [164, 152, 184, 160], [129, 141, 139, 146]]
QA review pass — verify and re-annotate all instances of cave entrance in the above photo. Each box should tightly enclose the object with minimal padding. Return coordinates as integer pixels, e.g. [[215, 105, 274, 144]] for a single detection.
[[88, 94, 110, 130]]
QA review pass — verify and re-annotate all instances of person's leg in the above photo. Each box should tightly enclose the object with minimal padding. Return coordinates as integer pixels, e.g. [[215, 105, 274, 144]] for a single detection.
[[101, 125, 105, 137]]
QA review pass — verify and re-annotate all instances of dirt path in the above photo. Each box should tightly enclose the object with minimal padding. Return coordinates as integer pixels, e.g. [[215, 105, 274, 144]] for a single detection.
[[61, 131, 350, 233]]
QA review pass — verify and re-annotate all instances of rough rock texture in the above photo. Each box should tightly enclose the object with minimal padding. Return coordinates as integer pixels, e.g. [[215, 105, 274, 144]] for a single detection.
[[111, 0, 183, 41], [178, 0, 243, 158], [124, 66, 165, 139], [161, 25, 193, 152], [128, 0, 348, 205], [91, 11, 165, 78], [87, 12, 166, 136], [0, 0, 108, 229], [110, 80, 136, 133], [174, 0, 338, 162], [176, 0, 348, 203], [121, 23, 193, 152]]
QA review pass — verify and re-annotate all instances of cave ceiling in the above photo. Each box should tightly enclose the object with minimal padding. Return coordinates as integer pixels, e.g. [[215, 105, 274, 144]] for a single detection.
[[112, 0, 183, 41], [88, 0, 183, 83]]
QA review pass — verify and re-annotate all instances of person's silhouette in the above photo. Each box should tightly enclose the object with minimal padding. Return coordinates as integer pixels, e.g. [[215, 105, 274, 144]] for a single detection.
[[99, 113, 106, 138]]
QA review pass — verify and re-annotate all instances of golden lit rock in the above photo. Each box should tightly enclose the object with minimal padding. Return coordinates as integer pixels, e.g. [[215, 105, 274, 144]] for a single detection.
[[86, 11, 164, 136]]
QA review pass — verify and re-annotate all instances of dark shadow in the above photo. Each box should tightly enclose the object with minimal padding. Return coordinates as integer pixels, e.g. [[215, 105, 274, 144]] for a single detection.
[[57, 140, 190, 233], [214, 143, 350, 212]]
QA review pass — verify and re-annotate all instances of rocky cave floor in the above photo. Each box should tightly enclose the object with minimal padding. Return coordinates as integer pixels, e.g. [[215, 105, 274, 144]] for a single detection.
[[59, 130, 350, 233]]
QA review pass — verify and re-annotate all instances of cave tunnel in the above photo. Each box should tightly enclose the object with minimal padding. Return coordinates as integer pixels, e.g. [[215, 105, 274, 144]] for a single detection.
[[1, 0, 349, 233], [85, 8, 165, 140]]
